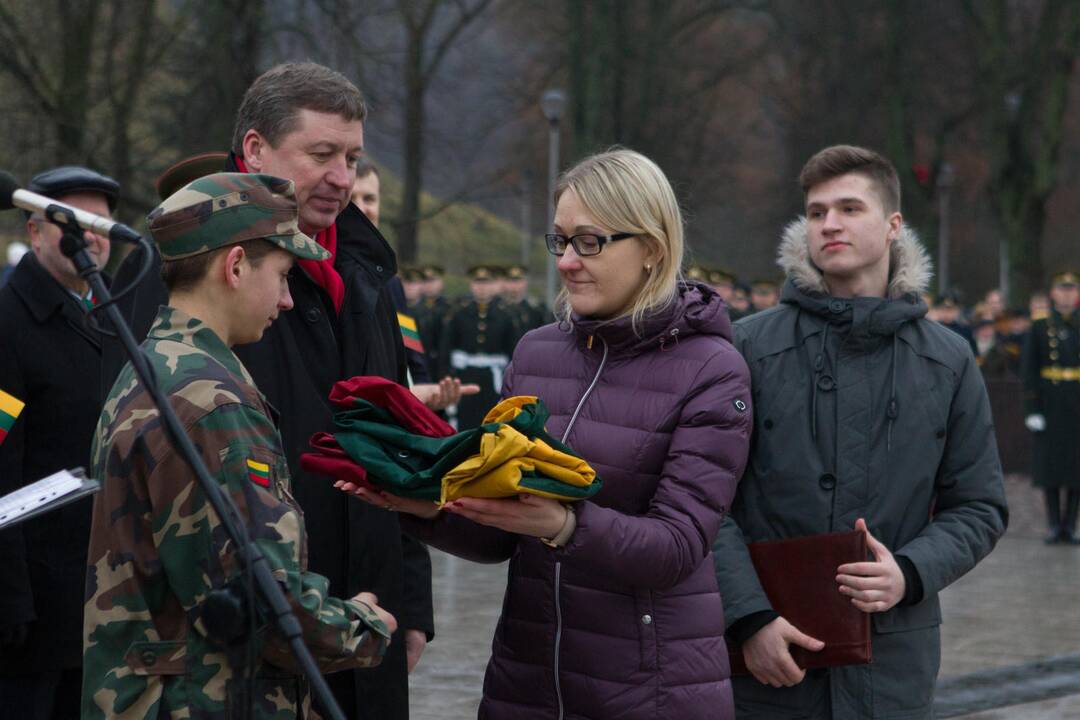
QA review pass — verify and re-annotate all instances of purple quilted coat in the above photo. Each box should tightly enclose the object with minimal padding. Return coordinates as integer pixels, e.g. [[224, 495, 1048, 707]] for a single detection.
[[404, 282, 751, 719]]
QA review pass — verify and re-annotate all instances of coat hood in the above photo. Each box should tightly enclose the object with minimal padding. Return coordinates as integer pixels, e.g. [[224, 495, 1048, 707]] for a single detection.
[[569, 281, 733, 355], [777, 216, 933, 299], [774, 216, 931, 338]]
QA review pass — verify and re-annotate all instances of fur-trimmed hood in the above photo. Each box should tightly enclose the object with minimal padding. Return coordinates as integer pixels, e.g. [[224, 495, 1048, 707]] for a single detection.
[[776, 216, 933, 298]]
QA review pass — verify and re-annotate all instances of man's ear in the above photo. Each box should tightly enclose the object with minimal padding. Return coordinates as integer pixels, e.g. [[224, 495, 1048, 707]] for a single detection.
[[241, 129, 268, 172], [25, 219, 42, 253], [886, 211, 903, 245], [222, 245, 247, 289]]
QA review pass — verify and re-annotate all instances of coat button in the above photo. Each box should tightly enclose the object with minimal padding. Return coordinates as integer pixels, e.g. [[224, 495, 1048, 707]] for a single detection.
[[829, 300, 846, 314], [763, 419, 774, 430], [376, 265, 384, 273], [816, 374, 835, 391], [305, 308, 322, 323], [819, 473, 837, 490], [140, 650, 157, 667], [936, 428, 946, 439], [641, 614, 652, 625]]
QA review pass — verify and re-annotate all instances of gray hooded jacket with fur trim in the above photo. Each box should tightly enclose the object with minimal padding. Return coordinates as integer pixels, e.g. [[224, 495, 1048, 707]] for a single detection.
[[713, 218, 1008, 720]]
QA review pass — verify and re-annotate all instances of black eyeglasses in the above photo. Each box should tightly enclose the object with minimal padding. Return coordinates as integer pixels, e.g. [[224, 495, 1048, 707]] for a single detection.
[[544, 232, 635, 257]]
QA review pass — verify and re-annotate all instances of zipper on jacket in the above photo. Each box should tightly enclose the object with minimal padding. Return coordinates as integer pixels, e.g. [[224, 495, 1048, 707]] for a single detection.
[[552, 335, 607, 719], [561, 336, 608, 445]]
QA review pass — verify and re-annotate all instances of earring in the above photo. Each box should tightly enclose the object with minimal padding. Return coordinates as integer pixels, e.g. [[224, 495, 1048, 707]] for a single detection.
[[645, 263, 652, 274]]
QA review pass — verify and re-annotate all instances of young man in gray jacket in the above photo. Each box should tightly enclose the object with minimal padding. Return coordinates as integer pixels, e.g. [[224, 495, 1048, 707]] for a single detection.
[[713, 145, 1008, 719]]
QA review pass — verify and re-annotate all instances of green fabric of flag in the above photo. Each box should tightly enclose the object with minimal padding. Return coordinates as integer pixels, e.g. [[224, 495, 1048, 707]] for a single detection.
[[330, 396, 602, 503]]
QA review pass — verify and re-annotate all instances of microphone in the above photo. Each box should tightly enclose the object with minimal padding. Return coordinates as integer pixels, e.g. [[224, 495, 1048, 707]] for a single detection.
[[0, 171, 142, 244]]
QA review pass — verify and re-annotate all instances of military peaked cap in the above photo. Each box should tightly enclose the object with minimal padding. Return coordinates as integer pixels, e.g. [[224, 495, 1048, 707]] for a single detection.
[[155, 152, 228, 201]]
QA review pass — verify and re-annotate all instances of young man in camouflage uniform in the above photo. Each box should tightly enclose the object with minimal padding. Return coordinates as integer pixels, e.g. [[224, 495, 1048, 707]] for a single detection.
[[83, 173, 396, 719]]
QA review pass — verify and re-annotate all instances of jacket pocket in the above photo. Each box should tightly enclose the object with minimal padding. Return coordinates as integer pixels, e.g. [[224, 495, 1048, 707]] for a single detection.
[[872, 594, 941, 634], [634, 589, 658, 671]]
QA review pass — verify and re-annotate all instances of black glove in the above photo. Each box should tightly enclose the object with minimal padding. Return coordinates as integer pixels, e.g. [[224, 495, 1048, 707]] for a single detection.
[[0, 622, 30, 650]]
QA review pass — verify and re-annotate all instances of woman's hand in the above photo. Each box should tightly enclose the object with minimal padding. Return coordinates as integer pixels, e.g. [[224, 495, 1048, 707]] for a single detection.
[[444, 494, 568, 538], [334, 481, 441, 520]]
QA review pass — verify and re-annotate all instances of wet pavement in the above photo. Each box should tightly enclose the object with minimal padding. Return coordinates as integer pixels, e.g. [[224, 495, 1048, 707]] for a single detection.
[[409, 474, 1080, 719]]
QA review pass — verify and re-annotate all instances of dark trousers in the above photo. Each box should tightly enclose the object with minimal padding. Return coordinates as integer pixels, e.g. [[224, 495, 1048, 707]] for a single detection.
[[1044, 487, 1080, 537], [0, 668, 82, 720]]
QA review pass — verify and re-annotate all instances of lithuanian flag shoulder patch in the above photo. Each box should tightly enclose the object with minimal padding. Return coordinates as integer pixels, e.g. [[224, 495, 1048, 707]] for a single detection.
[[246, 458, 271, 488], [397, 312, 425, 354], [0, 389, 25, 445]]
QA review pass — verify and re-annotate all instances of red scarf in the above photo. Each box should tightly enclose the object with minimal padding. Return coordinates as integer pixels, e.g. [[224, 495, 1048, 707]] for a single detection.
[[234, 156, 345, 313]]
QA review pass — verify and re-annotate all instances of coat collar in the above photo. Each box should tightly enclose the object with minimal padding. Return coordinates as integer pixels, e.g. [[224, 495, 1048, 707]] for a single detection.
[[147, 306, 255, 386], [776, 216, 932, 299], [9, 251, 106, 348], [569, 282, 733, 356], [10, 251, 79, 323]]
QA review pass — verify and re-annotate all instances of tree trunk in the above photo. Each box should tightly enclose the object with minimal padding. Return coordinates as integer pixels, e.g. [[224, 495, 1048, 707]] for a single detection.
[[395, 25, 425, 264], [55, 0, 101, 163]]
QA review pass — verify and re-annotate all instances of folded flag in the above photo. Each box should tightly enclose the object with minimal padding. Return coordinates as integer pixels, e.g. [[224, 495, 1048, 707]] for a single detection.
[[0, 389, 25, 445], [302, 377, 602, 505], [396, 312, 425, 354]]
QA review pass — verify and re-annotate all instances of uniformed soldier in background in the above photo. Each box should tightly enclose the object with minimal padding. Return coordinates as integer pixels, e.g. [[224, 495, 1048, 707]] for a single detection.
[[84, 173, 395, 719], [439, 264, 520, 428], [414, 264, 452, 379], [1022, 270, 1080, 544], [503, 264, 547, 339], [749, 277, 780, 312], [707, 268, 737, 305]]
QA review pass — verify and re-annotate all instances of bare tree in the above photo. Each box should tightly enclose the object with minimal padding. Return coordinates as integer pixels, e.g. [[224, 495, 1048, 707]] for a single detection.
[[392, 0, 496, 263], [965, 0, 1080, 299]]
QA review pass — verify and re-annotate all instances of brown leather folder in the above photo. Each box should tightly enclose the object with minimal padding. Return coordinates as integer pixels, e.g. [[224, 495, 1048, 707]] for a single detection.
[[727, 530, 872, 675]]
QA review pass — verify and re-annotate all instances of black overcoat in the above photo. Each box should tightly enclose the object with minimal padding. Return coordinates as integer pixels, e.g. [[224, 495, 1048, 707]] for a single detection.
[[0, 253, 107, 673], [1022, 309, 1080, 488]]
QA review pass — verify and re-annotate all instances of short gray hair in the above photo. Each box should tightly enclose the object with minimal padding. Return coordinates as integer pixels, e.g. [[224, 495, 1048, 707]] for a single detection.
[[231, 62, 367, 153]]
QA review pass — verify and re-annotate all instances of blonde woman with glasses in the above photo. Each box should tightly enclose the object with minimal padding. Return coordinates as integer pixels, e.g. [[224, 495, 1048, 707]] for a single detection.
[[342, 148, 752, 719]]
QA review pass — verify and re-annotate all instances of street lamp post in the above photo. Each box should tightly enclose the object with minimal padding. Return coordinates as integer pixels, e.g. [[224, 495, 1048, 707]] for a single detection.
[[937, 162, 955, 295], [541, 89, 566, 309]]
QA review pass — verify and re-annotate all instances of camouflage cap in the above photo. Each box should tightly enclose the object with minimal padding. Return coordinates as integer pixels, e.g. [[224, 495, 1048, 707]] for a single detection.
[[148, 173, 330, 261]]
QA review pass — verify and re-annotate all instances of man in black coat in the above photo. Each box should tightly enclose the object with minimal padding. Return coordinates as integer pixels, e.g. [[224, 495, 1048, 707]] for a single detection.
[[0, 166, 119, 720], [1022, 270, 1080, 544], [101, 63, 434, 720]]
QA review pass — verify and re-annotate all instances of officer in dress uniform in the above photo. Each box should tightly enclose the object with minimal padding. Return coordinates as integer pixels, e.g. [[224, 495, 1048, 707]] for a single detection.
[[503, 264, 548, 340], [1022, 271, 1080, 544], [414, 264, 452, 378], [438, 264, 520, 428]]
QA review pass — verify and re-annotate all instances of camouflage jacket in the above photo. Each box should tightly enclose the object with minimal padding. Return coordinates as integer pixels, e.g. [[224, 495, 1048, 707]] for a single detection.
[[83, 307, 389, 720]]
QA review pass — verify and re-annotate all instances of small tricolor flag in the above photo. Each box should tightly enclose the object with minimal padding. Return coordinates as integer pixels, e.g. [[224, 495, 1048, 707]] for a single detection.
[[397, 312, 425, 354], [246, 459, 271, 488], [0, 389, 25, 445]]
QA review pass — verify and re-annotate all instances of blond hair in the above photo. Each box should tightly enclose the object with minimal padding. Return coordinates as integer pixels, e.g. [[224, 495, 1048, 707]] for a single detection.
[[554, 148, 684, 333]]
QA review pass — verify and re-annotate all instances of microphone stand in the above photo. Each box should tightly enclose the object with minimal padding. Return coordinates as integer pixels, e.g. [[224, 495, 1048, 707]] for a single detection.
[[55, 207, 347, 720]]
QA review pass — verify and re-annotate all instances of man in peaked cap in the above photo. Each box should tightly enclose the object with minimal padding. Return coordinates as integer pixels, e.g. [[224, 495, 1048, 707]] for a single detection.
[[84, 173, 397, 719], [438, 264, 521, 428], [0, 166, 119, 720], [1022, 270, 1080, 543], [102, 63, 435, 720], [502, 263, 548, 339]]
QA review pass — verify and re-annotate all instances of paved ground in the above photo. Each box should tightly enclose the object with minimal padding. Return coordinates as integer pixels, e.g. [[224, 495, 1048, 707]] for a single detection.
[[409, 474, 1080, 719]]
